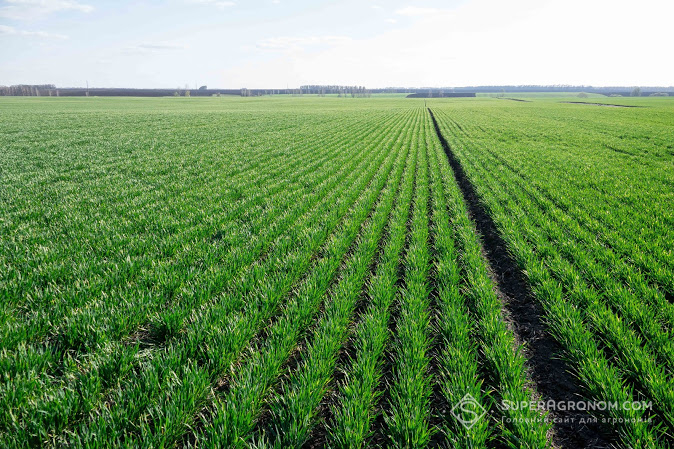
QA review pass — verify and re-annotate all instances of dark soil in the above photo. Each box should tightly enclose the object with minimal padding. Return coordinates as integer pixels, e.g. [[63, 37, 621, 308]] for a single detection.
[[497, 97, 532, 102], [560, 101, 640, 108]]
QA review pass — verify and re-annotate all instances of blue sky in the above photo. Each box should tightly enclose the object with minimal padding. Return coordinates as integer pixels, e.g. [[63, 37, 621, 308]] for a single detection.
[[1, 0, 672, 88]]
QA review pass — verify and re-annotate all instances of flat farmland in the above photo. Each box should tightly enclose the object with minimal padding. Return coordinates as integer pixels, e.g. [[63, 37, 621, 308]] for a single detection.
[[1, 96, 672, 448]]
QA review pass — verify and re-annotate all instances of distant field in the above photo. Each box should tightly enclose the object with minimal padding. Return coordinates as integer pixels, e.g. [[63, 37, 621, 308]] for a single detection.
[[1, 96, 672, 448]]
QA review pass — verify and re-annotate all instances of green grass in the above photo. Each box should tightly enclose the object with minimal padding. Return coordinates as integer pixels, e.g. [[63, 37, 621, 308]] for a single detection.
[[1, 95, 672, 448]]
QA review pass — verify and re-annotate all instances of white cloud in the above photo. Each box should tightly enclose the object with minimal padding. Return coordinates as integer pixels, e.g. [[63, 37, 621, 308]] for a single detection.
[[385, 18, 397, 24], [124, 42, 188, 53], [257, 35, 352, 52], [0, 0, 93, 20], [187, 0, 235, 9], [0, 23, 67, 38]]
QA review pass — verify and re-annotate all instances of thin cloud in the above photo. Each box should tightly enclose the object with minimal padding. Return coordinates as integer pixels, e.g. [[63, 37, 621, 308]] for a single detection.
[[385, 18, 397, 24], [395, 6, 447, 16], [0, 0, 93, 20], [257, 35, 352, 51], [187, 0, 235, 9], [0, 24, 67, 38]]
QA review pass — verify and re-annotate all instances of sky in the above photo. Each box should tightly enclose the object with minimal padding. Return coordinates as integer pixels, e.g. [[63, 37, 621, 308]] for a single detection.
[[1, 0, 673, 88]]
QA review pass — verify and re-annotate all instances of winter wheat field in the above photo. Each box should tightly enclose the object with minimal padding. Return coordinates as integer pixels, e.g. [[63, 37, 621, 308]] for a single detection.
[[1, 95, 673, 449]]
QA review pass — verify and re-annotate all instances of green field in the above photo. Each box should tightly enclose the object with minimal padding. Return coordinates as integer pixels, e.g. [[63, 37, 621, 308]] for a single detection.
[[1, 96, 672, 448]]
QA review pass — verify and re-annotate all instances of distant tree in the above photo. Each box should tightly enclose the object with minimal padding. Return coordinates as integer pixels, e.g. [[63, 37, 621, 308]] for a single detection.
[[174, 91, 179, 97], [577, 92, 588, 98], [198, 85, 207, 90], [184, 90, 190, 97], [631, 87, 641, 97]]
